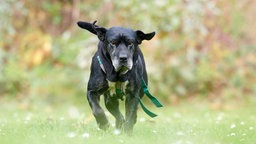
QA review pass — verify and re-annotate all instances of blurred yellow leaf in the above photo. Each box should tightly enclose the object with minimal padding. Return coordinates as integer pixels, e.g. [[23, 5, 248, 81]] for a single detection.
[[19, 29, 52, 67]]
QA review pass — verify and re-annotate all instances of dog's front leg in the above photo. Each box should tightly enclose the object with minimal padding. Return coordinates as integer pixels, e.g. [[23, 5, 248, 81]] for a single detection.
[[104, 92, 125, 129], [87, 90, 109, 130], [124, 92, 139, 133]]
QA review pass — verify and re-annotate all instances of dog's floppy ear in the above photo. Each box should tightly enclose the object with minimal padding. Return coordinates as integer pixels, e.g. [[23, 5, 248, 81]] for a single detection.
[[93, 26, 108, 41], [77, 20, 98, 35], [77, 20, 108, 41], [136, 30, 156, 44]]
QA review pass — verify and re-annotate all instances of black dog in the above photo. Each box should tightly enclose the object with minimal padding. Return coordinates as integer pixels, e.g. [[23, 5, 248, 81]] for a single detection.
[[77, 21, 156, 133]]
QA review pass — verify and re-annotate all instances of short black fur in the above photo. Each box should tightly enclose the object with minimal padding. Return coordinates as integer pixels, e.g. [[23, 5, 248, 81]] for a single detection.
[[77, 21, 155, 134]]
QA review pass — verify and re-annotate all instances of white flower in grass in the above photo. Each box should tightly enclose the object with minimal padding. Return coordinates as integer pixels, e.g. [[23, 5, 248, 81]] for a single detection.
[[230, 133, 236, 136], [230, 124, 236, 129], [25, 115, 31, 121], [82, 132, 90, 138], [176, 131, 184, 136], [67, 132, 76, 138], [59, 117, 65, 121], [240, 121, 245, 125], [113, 129, 121, 135], [249, 126, 254, 130], [173, 112, 182, 118], [216, 113, 223, 122], [139, 117, 146, 122], [68, 106, 80, 119], [24, 113, 33, 124]]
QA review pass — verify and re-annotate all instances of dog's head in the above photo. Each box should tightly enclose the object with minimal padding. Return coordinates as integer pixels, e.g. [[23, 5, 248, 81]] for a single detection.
[[77, 21, 155, 74]]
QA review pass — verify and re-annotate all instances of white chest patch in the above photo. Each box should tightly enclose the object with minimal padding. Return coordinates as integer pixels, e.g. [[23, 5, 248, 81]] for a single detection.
[[107, 80, 129, 97]]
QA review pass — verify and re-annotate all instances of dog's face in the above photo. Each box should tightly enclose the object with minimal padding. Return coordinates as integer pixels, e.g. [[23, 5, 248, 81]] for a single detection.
[[105, 27, 136, 73], [77, 21, 155, 74]]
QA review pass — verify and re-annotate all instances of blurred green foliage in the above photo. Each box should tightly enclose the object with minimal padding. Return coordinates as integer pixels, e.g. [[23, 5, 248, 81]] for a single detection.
[[0, 0, 255, 106]]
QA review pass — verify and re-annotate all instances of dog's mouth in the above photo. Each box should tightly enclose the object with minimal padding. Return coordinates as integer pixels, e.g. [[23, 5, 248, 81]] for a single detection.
[[112, 58, 133, 74], [116, 65, 129, 74], [113, 63, 132, 74]]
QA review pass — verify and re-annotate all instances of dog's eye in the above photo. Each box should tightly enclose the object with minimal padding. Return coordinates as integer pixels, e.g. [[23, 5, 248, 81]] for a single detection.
[[110, 40, 118, 45], [127, 39, 133, 45]]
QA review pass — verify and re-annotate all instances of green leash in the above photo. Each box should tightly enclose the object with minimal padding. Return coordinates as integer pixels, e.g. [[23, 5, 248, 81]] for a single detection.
[[142, 79, 163, 108], [97, 55, 163, 118], [139, 79, 163, 117], [116, 79, 163, 118]]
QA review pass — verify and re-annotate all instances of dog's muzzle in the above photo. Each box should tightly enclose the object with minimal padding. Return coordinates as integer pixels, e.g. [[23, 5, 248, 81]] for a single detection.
[[112, 56, 133, 74]]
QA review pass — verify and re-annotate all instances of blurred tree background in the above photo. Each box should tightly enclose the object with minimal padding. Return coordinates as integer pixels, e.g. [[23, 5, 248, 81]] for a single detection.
[[0, 0, 255, 109]]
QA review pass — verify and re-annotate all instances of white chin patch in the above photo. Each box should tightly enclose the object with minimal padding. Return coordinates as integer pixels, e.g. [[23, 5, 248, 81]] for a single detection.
[[112, 60, 133, 74]]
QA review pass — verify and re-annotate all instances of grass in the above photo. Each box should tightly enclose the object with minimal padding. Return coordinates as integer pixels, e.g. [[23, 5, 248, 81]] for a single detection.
[[0, 99, 256, 144]]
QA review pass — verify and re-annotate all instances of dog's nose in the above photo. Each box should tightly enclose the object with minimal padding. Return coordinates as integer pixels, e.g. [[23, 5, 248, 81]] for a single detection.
[[119, 55, 128, 62]]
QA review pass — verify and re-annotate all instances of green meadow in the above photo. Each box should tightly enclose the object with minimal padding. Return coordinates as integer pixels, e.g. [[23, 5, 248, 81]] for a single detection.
[[1, 99, 255, 144], [1, 1, 256, 144]]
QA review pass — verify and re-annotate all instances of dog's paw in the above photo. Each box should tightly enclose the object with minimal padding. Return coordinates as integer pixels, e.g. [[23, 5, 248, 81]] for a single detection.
[[99, 122, 110, 131]]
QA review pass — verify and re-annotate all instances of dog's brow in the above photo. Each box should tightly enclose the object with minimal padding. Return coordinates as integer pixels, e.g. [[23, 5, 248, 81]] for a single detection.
[[108, 34, 133, 42], [120, 34, 134, 41]]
